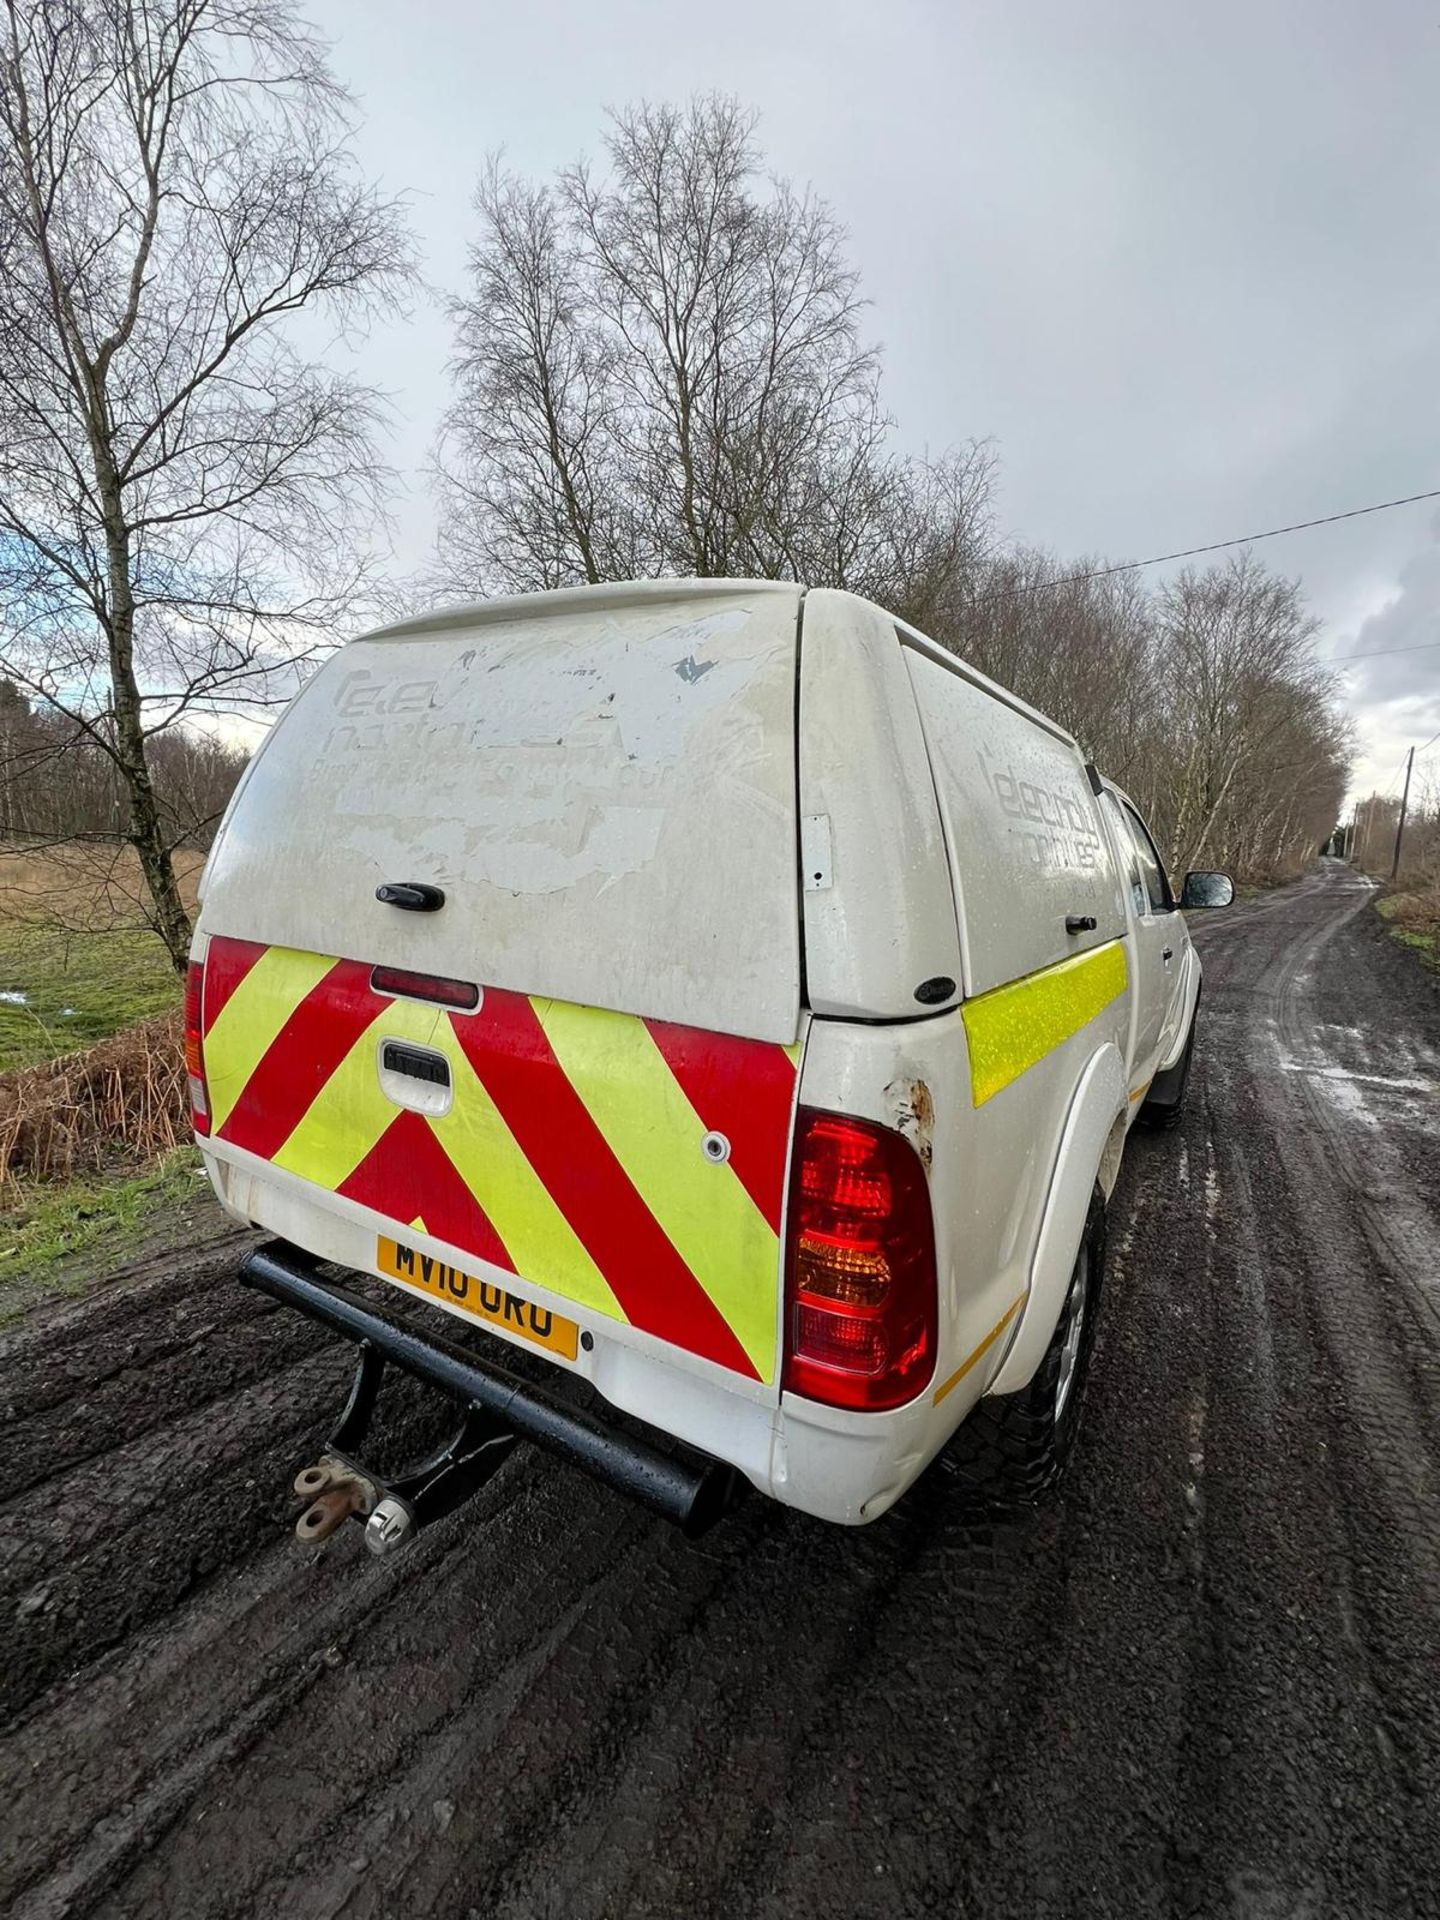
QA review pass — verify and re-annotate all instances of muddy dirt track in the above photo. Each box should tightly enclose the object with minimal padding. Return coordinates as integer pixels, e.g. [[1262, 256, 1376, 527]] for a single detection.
[[4, 860, 1439, 1920]]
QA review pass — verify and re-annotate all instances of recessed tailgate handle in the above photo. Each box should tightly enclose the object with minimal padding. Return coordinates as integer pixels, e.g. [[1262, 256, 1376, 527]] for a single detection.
[[376, 881, 445, 912], [381, 1042, 451, 1088]]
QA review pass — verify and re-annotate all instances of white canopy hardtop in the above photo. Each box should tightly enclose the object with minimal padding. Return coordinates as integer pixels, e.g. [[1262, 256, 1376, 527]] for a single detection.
[[200, 580, 805, 1044]]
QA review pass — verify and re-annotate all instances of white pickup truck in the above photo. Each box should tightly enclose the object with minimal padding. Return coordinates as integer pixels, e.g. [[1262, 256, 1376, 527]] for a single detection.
[[185, 580, 1233, 1546]]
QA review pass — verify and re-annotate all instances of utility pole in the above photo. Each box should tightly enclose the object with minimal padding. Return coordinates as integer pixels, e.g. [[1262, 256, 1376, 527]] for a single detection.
[[1391, 747, 1415, 881]]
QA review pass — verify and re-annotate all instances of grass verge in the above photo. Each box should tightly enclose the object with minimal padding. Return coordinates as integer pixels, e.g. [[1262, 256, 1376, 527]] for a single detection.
[[0, 920, 183, 1070], [0, 848, 228, 1322], [0, 1146, 228, 1323], [1375, 887, 1440, 973], [0, 840, 202, 1071]]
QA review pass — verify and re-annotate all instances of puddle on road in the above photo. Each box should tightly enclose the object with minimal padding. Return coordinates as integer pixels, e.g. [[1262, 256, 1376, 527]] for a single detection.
[[1278, 1062, 1436, 1096], [1203, 1139, 1221, 1224], [1264, 1015, 1439, 1140]]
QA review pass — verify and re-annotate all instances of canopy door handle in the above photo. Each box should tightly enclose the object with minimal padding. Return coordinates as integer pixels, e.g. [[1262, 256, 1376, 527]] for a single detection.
[[376, 882, 445, 913]]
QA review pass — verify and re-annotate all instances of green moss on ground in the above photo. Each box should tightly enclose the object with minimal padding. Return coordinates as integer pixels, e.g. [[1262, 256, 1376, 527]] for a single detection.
[[1394, 928, 1437, 955]]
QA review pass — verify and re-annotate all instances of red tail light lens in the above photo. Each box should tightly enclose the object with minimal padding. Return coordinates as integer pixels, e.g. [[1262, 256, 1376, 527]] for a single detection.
[[184, 959, 210, 1136], [371, 966, 480, 1011], [782, 1108, 937, 1411]]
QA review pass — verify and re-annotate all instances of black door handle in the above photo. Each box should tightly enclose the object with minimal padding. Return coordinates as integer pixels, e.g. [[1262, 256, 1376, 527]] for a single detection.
[[1065, 915, 1097, 935], [376, 882, 445, 913], [1162, 946, 1174, 961]]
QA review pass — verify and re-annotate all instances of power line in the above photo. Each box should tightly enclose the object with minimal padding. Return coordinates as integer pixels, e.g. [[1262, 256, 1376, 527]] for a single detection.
[[1356, 735, 1439, 814], [1381, 756, 1408, 798], [1331, 637, 1440, 664], [986, 485, 1440, 602]]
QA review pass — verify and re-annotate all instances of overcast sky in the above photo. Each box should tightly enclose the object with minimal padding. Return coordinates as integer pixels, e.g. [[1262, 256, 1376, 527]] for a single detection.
[[306, 0, 1440, 809]]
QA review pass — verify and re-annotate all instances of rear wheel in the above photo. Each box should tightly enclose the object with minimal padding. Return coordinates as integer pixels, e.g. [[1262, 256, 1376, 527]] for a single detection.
[[941, 1191, 1106, 1509]]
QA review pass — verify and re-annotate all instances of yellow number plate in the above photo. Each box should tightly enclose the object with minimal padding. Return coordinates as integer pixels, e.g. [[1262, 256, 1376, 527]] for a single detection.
[[375, 1236, 579, 1362]]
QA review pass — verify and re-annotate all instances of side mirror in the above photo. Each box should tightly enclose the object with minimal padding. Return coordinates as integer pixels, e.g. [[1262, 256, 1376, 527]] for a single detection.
[[1180, 870, 1235, 910]]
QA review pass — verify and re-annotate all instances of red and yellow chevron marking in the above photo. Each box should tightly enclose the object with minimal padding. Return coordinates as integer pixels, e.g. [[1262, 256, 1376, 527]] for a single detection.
[[200, 938, 799, 1383]]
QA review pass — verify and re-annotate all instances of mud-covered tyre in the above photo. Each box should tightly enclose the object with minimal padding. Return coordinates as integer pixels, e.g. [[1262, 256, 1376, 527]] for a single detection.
[[1141, 1011, 1196, 1131], [941, 1190, 1106, 1509]]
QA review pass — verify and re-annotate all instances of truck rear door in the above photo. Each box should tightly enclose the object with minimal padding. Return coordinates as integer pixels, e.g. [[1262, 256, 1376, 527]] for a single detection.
[[196, 584, 805, 1390]]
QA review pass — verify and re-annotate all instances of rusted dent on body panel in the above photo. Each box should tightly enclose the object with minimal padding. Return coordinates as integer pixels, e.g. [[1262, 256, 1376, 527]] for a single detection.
[[887, 1074, 935, 1170]]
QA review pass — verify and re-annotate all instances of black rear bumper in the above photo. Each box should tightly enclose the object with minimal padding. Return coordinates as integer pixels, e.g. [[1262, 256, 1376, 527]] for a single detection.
[[241, 1240, 740, 1536]]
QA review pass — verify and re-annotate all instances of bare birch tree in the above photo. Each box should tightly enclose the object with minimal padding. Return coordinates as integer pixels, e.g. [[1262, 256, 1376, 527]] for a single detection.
[[437, 96, 993, 603], [437, 160, 635, 592], [1153, 553, 1334, 872], [953, 546, 1157, 774], [0, 0, 413, 968]]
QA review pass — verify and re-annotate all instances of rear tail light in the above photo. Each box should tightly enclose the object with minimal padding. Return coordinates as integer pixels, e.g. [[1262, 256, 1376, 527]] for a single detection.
[[184, 959, 210, 1136], [371, 966, 480, 1011], [782, 1108, 937, 1411]]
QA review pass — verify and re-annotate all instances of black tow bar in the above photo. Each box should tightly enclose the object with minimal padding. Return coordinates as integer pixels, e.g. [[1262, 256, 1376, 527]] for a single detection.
[[241, 1241, 742, 1548]]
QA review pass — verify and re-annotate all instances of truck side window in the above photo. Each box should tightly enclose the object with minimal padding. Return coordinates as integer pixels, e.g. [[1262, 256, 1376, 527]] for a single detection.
[[1122, 801, 1172, 913], [1100, 793, 1147, 919]]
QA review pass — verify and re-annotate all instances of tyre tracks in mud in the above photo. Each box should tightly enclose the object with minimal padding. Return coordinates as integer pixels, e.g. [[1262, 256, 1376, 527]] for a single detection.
[[1159, 864, 1440, 1917], [3, 861, 1439, 1919]]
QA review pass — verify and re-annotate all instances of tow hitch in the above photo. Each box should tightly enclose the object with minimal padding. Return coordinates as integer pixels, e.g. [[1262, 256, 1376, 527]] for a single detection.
[[242, 1241, 742, 1551], [287, 1339, 518, 1556]]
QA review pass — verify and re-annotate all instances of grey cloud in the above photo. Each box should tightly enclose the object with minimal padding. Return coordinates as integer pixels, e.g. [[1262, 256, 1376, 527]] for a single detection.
[[1335, 512, 1440, 713]]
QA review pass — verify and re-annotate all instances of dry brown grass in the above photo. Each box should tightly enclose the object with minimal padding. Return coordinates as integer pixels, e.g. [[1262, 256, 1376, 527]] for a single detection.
[[0, 839, 203, 932], [1381, 880, 1440, 922], [0, 1012, 186, 1191]]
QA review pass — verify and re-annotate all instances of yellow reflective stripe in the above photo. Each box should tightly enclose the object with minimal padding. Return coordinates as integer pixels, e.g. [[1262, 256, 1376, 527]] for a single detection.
[[204, 946, 336, 1134], [933, 1294, 1027, 1405], [270, 1001, 436, 1186], [432, 1044, 623, 1322], [963, 941, 1128, 1108], [535, 998, 779, 1382]]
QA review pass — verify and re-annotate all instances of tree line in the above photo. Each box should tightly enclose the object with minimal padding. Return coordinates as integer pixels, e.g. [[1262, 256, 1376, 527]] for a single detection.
[[0, 677, 246, 847], [952, 550, 1349, 881], [0, 5, 1348, 970], [1350, 777, 1440, 888]]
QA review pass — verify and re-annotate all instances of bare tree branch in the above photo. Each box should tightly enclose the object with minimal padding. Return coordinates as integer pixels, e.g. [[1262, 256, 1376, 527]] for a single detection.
[[0, 0, 415, 966]]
